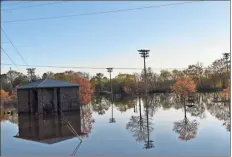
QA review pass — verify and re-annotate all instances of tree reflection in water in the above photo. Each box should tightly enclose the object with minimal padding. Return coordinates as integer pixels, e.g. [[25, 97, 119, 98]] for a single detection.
[[126, 95, 154, 149], [206, 99, 230, 132], [173, 99, 199, 141], [115, 98, 137, 113], [91, 96, 111, 115], [80, 104, 95, 137]]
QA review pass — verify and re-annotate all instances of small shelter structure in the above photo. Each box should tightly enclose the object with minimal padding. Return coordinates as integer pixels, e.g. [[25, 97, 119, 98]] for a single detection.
[[17, 79, 80, 114]]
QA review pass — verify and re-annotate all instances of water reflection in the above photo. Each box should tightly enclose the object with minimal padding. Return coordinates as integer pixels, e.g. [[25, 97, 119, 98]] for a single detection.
[[1, 107, 18, 123], [109, 103, 116, 123], [114, 97, 137, 113], [126, 95, 154, 149], [15, 112, 82, 144], [15, 106, 94, 143], [1, 92, 230, 156], [91, 96, 111, 115], [143, 95, 154, 149], [173, 100, 199, 141], [206, 101, 230, 132], [9, 105, 94, 155]]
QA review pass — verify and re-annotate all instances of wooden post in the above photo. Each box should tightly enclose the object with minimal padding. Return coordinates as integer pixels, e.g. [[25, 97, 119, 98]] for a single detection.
[[28, 90, 31, 113], [53, 88, 58, 113], [37, 89, 43, 114]]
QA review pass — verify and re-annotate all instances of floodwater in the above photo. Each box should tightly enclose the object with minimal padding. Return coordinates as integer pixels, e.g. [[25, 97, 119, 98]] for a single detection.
[[1, 93, 230, 156]]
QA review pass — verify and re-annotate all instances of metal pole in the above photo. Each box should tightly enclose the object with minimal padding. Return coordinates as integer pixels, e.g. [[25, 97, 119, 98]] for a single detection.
[[110, 71, 112, 96], [144, 56, 147, 96], [112, 103, 113, 119]]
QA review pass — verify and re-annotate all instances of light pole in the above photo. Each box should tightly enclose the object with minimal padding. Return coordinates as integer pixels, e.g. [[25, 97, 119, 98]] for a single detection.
[[107, 68, 113, 95]]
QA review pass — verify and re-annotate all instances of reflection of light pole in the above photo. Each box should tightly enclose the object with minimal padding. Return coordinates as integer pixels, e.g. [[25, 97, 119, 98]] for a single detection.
[[138, 49, 150, 97], [107, 68, 115, 123], [109, 103, 116, 123]]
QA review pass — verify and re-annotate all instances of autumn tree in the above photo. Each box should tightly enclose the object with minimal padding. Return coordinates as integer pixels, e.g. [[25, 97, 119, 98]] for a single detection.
[[1, 89, 10, 105], [53, 71, 93, 105], [220, 87, 230, 100], [69, 76, 93, 105], [171, 76, 196, 99]]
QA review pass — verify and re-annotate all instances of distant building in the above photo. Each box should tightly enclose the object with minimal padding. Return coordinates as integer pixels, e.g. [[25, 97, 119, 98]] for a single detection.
[[17, 79, 80, 114]]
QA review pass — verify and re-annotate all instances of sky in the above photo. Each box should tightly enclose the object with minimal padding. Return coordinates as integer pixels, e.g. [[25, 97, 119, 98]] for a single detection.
[[1, 1, 230, 78]]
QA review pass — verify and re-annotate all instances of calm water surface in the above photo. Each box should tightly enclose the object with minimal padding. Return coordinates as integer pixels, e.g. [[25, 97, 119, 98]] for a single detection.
[[1, 94, 230, 156]]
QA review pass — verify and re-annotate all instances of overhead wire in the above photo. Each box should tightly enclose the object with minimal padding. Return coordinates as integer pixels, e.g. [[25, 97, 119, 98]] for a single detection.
[[1, 1, 208, 73], [1, 63, 209, 70], [1, 27, 29, 67], [1, 1, 24, 6], [2, 1, 201, 23], [1, 47, 19, 70], [2, 1, 65, 12]]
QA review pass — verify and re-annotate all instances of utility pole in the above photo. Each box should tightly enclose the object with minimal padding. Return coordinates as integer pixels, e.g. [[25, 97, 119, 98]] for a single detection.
[[138, 49, 150, 96]]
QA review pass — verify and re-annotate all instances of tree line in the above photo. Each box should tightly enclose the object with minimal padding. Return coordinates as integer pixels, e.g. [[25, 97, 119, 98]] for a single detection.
[[0, 56, 230, 106], [90, 57, 230, 96]]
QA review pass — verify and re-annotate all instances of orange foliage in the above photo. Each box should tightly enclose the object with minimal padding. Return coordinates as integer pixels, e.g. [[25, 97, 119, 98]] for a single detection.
[[1, 89, 10, 104], [220, 88, 230, 100], [171, 76, 196, 97], [69, 76, 94, 105]]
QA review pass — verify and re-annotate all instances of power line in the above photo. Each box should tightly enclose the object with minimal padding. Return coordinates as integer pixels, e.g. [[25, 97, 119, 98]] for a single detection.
[[1, 1, 24, 6], [1, 63, 209, 70], [1, 27, 28, 66], [1, 47, 19, 70], [2, 1, 64, 12], [2, 1, 200, 23]]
